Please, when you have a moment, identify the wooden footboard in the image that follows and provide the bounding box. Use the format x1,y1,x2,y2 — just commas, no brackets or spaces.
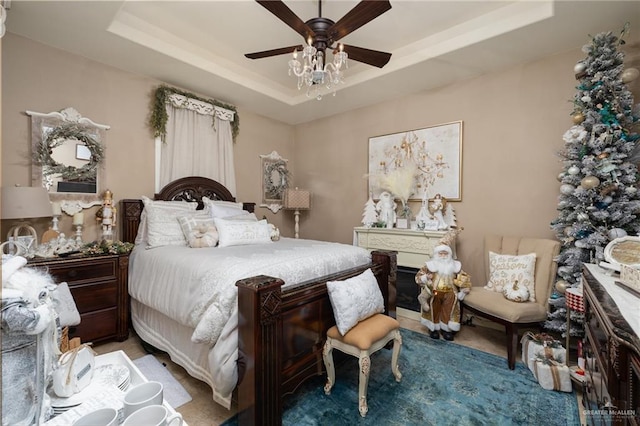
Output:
120,177,397,425
235,250,396,426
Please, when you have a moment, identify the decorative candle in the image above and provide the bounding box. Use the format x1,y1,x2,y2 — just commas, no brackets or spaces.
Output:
73,212,84,225
52,202,62,216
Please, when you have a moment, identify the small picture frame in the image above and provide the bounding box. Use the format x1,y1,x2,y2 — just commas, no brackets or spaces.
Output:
75,144,91,161
396,218,409,229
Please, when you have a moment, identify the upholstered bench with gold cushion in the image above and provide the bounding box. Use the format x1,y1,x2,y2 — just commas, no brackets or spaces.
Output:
324,268,403,418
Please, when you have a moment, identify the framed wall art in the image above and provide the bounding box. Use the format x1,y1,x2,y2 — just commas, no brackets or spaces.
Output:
368,121,462,201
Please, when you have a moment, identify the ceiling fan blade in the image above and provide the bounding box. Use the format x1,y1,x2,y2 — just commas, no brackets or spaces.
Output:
245,45,304,60
256,0,315,40
328,0,391,41
340,44,391,68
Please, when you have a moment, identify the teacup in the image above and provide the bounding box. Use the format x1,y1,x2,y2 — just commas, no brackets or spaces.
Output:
73,407,118,426
123,381,164,418
122,405,183,426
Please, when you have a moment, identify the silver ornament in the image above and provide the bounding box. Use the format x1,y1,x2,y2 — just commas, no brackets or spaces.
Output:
581,96,591,103
567,165,580,175
573,62,586,74
608,228,627,240
560,184,575,195
577,212,590,221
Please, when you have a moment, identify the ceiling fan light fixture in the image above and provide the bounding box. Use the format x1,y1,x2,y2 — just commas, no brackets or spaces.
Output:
249,0,392,100
288,41,348,100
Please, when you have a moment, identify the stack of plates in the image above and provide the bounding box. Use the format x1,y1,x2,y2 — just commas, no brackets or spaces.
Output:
50,364,130,415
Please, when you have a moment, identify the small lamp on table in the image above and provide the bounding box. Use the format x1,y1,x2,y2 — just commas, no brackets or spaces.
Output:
284,188,311,239
1,185,53,251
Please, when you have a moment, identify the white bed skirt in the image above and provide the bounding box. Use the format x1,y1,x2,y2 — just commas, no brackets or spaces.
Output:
130,299,232,409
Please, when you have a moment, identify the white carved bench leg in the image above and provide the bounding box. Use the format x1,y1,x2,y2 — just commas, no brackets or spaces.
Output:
323,339,335,395
391,330,402,382
358,354,371,417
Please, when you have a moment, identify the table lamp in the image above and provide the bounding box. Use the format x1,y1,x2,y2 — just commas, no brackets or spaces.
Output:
1,185,53,248
284,188,311,239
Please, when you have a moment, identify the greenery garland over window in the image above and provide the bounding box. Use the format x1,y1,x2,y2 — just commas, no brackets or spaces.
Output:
34,123,104,182
150,85,240,143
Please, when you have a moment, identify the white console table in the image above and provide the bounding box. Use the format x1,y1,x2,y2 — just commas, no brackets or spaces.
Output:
354,226,454,319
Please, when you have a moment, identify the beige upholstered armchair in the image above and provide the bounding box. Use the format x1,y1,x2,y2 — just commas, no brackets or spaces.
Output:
461,235,561,370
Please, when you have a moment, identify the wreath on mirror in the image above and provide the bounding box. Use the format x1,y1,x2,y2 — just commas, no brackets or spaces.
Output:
34,123,104,182
264,160,290,199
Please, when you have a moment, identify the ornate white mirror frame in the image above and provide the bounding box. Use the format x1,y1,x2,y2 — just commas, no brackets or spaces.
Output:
27,107,110,203
260,151,290,213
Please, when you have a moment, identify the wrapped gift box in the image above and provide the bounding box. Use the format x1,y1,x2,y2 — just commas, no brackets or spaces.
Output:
532,357,572,392
521,332,565,373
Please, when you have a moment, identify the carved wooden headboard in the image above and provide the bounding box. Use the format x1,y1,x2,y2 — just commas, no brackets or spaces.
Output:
120,176,255,243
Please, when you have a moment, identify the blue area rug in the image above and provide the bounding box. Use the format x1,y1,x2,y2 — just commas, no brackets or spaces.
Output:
223,328,580,425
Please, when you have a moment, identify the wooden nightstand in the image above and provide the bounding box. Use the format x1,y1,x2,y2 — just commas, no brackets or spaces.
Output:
29,253,130,343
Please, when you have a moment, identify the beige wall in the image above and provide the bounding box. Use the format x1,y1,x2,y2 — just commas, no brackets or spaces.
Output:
1,33,294,241
3,31,639,285
293,34,640,283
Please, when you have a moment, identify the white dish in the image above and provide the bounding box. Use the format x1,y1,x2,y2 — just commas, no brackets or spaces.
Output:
50,364,129,408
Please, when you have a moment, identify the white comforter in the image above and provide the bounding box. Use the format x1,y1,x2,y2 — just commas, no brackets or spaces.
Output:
128,238,371,405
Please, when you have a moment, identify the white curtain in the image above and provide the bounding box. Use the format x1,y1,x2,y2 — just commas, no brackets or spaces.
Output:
159,94,236,195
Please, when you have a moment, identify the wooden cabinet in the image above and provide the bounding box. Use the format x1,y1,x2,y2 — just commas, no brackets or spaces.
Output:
354,227,450,317
29,254,130,343
582,264,640,425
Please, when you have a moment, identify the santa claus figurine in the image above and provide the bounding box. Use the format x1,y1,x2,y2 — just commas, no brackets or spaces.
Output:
415,231,471,341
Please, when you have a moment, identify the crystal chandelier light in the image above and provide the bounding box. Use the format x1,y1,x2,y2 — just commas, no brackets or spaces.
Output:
288,38,348,100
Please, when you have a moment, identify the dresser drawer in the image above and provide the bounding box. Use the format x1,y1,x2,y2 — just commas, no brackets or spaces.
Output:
69,281,118,314
47,259,117,284
69,309,118,343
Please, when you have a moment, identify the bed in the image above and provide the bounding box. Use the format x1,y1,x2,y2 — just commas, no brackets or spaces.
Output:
120,176,397,425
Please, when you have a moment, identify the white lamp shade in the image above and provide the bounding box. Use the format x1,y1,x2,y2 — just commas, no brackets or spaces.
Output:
1,186,53,219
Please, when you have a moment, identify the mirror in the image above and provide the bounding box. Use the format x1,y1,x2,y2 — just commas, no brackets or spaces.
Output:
28,107,110,202
259,151,290,213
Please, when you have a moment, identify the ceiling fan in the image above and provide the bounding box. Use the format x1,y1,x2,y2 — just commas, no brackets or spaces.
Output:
245,0,392,69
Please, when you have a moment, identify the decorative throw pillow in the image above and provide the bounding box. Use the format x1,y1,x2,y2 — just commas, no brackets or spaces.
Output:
177,214,218,248
326,268,384,336
502,280,531,303
486,252,537,302
142,196,198,248
214,218,272,247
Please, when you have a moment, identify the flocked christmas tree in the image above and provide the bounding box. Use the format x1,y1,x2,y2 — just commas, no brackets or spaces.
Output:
548,24,640,337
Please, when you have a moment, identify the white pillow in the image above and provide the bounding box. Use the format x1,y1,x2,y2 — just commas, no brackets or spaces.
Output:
226,212,258,221
142,196,198,248
202,196,243,209
177,214,218,248
209,204,249,219
486,252,537,302
326,268,384,336
214,218,272,247
202,197,243,217
137,199,200,245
